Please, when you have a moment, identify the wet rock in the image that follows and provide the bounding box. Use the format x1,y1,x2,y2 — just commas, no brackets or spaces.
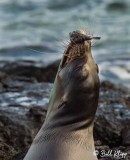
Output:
0,72,8,81
0,60,59,83
124,147,130,160
0,142,17,160
94,81,130,147
28,106,47,122
125,96,130,109
121,120,130,146
0,79,52,160
95,140,102,146
11,149,28,160
0,80,52,115
94,115,122,147
0,114,33,152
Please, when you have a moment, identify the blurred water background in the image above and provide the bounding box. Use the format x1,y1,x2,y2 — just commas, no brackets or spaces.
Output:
0,0,130,87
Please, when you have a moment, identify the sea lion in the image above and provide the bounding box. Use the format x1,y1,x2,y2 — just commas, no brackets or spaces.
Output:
24,29,100,160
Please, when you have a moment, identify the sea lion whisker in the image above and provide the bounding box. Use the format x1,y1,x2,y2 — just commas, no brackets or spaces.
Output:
58,42,68,49
67,40,71,45
52,33,65,43
27,48,45,54
78,18,86,34
52,33,69,49
91,41,97,47
63,41,75,50
63,42,69,47
53,38,66,48
27,47,60,55
70,39,78,45
62,44,70,51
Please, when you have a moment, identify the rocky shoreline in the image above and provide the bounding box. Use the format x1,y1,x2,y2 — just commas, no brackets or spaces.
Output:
0,60,130,160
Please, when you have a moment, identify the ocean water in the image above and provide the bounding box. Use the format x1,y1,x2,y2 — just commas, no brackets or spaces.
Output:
0,0,130,87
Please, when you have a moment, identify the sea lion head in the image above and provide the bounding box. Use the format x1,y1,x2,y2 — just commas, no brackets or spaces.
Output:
60,29,100,69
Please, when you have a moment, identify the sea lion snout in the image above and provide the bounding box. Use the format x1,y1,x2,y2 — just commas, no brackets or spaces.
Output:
69,29,101,44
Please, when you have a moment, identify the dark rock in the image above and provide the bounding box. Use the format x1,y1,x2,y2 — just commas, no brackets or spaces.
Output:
28,106,47,122
121,120,130,146
124,147,130,160
95,140,102,146
0,142,17,160
0,114,33,151
0,79,52,160
94,115,122,147
125,96,130,109
10,148,28,160
0,60,59,83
